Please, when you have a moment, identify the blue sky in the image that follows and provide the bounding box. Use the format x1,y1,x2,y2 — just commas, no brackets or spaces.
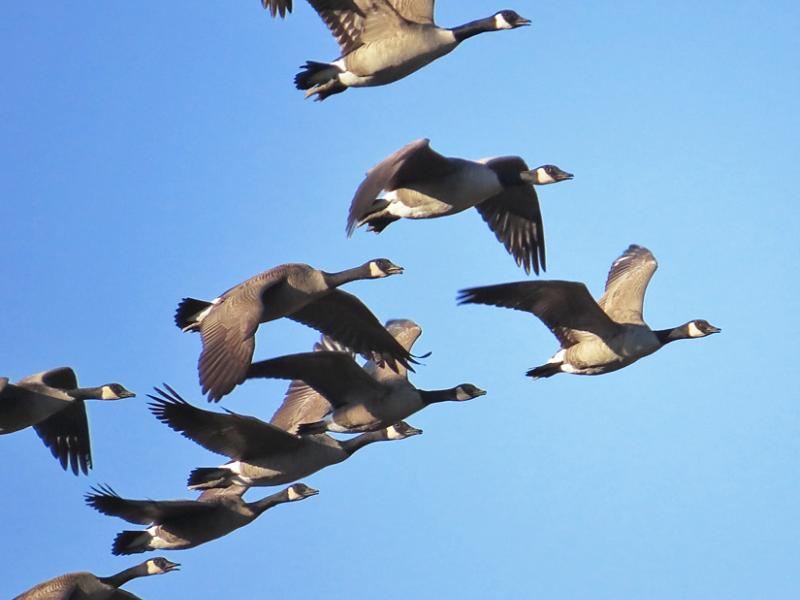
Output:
3,1,800,598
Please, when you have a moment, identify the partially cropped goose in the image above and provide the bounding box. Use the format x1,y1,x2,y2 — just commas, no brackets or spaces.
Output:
85,482,318,554
260,1,530,100
0,367,135,475
175,259,414,402
148,384,421,490
347,139,573,275
247,319,486,433
458,244,720,377
13,557,179,600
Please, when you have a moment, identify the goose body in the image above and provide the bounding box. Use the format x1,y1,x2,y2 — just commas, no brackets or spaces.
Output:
347,139,573,275
13,557,179,600
246,319,486,433
147,384,420,489
85,483,318,554
458,245,720,377
175,259,413,401
0,368,135,474
261,1,530,100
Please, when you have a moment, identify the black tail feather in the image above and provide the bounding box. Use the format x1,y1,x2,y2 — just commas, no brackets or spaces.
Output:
175,297,211,331
526,363,562,379
187,467,232,490
112,530,150,556
365,215,400,233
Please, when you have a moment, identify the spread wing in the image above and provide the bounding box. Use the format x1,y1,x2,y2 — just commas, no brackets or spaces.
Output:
306,0,405,56
288,290,415,372
458,281,621,347
148,385,302,460
33,401,92,475
270,335,350,433
18,367,79,390
390,0,435,24
347,139,457,235
85,485,217,525
363,319,421,382
248,351,384,409
261,0,293,18
598,245,658,325
475,180,546,275
197,277,287,402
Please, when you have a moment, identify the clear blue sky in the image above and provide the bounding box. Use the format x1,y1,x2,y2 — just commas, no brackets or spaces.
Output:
3,1,799,598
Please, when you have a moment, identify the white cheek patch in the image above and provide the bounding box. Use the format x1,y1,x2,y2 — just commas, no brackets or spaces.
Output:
535,168,556,184
386,425,403,440
687,322,705,337
494,13,512,29
287,487,302,501
146,560,161,575
369,262,385,277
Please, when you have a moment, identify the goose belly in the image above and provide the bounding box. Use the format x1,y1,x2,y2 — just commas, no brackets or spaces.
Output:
388,167,502,219
341,29,457,86
333,388,421,431
240,445,346,485
565,327,661,373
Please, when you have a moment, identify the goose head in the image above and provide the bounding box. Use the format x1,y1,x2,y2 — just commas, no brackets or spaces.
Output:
145,557,181,575
286,483,320,501
523,165,574,185
686,319,721,338
454,384,487,401
494,10,531,30
367,258,404,278
99,383,136,400
385,421,423,440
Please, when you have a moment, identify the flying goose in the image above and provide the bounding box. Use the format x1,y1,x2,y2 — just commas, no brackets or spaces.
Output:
175,259,414,402
85,482,318,554
346,139,573,275
13,557,179,600
148,384,421,490
246,319,486,433
457,244,721,377
260,1,531,100
0,367,135,475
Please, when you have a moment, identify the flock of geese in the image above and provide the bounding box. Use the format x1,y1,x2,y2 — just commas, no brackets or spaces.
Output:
8,1,720,598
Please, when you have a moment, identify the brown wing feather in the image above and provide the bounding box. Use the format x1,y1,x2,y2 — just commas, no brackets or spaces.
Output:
458,281,621,347
287,290,415,371
85,486,217,525
598,245,658,325
33,401,92,475
262,0,293,18
475,183,546,275
390,0,434,24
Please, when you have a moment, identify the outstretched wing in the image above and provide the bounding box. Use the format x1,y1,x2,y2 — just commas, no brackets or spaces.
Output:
148,385,302,460
458,281,621,347
598,245,658,325
85,485,217,525
33,401,92,475
261,0,293,18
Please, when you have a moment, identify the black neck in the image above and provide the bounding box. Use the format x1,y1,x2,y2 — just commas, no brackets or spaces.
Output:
99,562,147,588
418,387,458,406
67,386,105,400
342,430,388,455
452,16,498,43
251,489,289,515
654,327,689,345
322,264,371,288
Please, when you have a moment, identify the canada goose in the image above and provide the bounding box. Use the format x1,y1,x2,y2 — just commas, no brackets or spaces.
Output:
148,384,421,489
0,367,135,475
346,139,573,275
175,259,415,402
457,245,721,377
85,482,318,554
13,557,179,600
246,320,486,433
260,1,531,100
